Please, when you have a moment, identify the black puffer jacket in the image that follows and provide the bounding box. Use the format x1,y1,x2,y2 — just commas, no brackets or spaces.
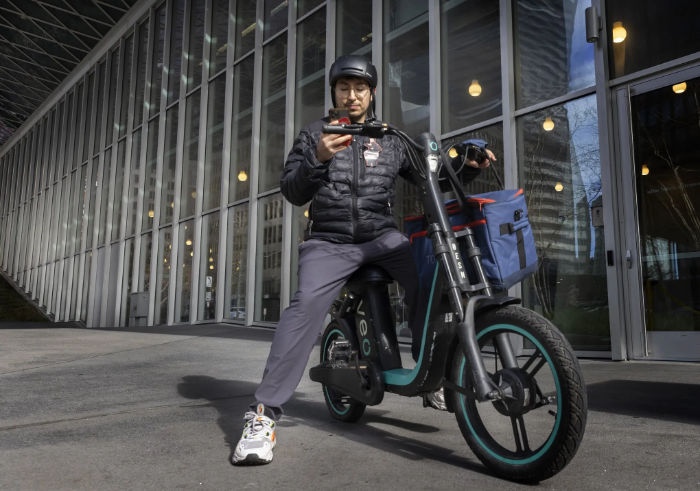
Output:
281,118,412,244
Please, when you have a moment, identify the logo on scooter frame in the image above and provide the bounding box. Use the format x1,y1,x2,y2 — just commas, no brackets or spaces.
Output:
356,300,372,356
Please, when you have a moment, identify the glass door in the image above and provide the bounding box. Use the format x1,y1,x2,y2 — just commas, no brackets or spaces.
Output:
616,67,700,361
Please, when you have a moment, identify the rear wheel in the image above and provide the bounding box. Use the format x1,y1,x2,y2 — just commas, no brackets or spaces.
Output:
320,321,366,422
449,305,587,482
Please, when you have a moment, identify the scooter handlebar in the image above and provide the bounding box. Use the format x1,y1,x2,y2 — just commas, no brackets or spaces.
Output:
322,122,388,138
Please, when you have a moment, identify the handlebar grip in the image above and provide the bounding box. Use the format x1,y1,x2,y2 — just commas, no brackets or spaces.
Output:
322,123,363,135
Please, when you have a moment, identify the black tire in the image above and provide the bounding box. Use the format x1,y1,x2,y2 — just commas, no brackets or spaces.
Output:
320,320,366,422
449,305,587,483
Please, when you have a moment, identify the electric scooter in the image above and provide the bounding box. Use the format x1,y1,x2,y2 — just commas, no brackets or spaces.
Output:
308,121,587,483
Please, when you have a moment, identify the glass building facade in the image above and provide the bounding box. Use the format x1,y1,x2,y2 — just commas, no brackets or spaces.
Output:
1,0,699,362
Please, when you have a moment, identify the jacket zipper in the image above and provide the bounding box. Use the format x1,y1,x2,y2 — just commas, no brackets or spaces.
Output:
351,138,360,241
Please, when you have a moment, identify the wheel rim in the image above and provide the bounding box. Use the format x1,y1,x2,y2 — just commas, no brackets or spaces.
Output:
458,324,563,465
322,328,352,415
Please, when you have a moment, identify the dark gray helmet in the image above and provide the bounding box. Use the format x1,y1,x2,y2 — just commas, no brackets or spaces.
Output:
329,55,378,88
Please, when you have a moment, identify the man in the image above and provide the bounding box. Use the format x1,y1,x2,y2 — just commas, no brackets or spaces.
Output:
232,55,494,465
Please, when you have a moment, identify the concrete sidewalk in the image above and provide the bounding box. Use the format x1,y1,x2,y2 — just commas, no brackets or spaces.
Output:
0,324,698,490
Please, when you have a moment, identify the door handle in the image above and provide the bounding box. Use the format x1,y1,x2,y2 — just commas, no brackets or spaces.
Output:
626,249,633,269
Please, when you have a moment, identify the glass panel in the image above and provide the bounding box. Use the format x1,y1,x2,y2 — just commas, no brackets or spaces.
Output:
87,157,99,248
441,0,501,132
94,62,106,156
111,139,126,242
98,148,112,246
83,73,94,163
258,36,287,193
71,83,84,170
176,219,194,322
264,0,288,41
76,164,88,250
81,251,92,322
209,0,229,76
631,76,700,333
167,0,185,105
155,226,172,324
55,100,65,178
336,0,372,58
119,34,134,138
229,56,253,203
606,0,700,79
181,90,201,218
515,0,593,109
134,20,149,128
203,74,226,212
138,232,152,292
383,1,429,137
142,118,159,230
298,0,323,17
68,167,81,254
294,8,326,135
161,106,179,224
234,0,257,60
126,130,141,237
518,95,609,350
106,47,119,145
121,238,134,325
225,204,248,321
149,5,166,117
255,193,283,322
198,213,219,320
185,0,205,91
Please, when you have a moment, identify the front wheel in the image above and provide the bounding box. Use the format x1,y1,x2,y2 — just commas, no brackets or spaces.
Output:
449,305,587,483
320,320,366,422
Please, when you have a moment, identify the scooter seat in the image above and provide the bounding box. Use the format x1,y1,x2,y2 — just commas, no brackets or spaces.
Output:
348,264,393,285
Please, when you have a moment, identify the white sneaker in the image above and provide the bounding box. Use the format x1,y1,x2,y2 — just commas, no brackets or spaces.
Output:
231,403,277,465
425,387,448,411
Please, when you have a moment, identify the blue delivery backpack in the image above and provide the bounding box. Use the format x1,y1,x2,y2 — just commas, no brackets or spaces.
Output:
406,190,538,291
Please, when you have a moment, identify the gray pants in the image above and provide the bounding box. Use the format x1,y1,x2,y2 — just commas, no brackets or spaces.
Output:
253,230,422,420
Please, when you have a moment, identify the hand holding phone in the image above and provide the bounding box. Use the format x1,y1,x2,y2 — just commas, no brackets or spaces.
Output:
327,107,352,148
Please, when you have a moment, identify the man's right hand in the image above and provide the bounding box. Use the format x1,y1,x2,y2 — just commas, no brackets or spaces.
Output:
316,120,352,163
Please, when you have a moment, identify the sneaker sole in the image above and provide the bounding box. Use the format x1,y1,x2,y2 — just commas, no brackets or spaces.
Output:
231,453,272,466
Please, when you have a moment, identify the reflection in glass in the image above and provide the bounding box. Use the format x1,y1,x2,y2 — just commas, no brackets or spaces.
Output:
631,77,700,333
518,95,609,350
126,130,141,237
255,194,284,322
84,73,93,162
225,205,248,321
81,250,92,322
134,21,149,128
209,0,229,76
106,48,119,144
142,118,159,230
295,8,326,134
264,0,288,41
441,0,501,132
55,100,65,178
515,0,594,108
73,165,87,252
87,157,99,248
186,0,205,91
155,226,172,325
138,231,152,292
161,106,179,224
336,0,372,58
167,0,185,105
176,219,194,322
111,139,126,242
234,0,257,60
119,34,133,138
229,56,253,203
606,0,700,79
98,148,112,246
258,36,288,193
198,213,219,320
181,91,201,218
204,74,226,212
297,0,323,18
122,238,134,325
383,1,429,137
149,5,166,117
93,63,105,156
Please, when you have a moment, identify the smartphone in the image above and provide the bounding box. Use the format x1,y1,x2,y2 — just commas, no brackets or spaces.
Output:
328,107,352,147
328,107,351,124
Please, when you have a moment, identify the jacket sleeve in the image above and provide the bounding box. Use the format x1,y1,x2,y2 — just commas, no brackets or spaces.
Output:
397,137,418,186
280,127,331,206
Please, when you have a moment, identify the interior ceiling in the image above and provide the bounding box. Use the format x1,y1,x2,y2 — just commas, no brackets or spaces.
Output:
0,0,138,148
